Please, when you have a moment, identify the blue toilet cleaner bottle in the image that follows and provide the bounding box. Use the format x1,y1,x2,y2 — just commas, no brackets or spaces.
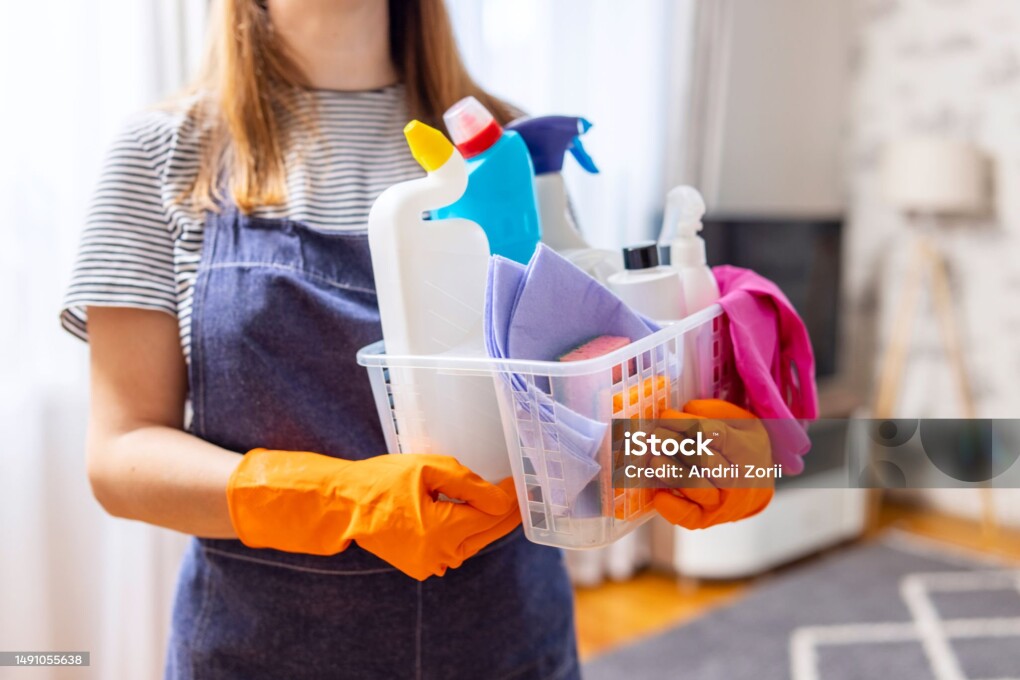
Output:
507,116,623,283
432,96,541,264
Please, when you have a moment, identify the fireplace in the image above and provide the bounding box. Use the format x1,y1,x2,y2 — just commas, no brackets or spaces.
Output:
701,215,843,379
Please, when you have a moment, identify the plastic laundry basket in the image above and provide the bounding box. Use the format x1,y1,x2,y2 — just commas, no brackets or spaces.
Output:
356,304,737,550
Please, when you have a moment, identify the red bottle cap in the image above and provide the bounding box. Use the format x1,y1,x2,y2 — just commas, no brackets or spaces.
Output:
443,96,503,159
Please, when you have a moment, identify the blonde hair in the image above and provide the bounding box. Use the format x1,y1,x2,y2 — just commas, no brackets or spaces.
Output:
184,0,511,213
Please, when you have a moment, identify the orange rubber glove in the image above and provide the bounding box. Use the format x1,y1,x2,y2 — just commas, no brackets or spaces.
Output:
653,399,774,529
227,449,521,581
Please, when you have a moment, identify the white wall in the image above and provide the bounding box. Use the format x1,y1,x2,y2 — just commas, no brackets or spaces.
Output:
846,0,1020,525
709,0,1020,526
710,0,853,215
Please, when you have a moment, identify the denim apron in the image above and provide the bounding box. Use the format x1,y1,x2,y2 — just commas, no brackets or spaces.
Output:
165,208,580,680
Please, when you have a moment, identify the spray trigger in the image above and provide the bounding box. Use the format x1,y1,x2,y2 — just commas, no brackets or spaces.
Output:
569,133,599,174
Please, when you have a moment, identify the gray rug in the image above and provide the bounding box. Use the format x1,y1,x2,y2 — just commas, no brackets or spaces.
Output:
583,533,1020,680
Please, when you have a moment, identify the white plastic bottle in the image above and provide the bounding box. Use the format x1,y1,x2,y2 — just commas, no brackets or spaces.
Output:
659,186,720,402
659,186,720,313
368,120,490,355
368,120,509,481
606,243,685,321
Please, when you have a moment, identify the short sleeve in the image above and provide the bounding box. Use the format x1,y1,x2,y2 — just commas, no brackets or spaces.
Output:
60,115,178,341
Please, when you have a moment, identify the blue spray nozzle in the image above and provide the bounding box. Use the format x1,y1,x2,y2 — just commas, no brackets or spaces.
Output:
506,116,599,175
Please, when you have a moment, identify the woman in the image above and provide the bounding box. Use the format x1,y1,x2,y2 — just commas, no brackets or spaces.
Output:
62,1,579,678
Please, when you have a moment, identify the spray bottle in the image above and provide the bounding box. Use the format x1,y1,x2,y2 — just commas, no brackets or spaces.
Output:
658,186,720,314
433,96,541,265
658,185,720,402
507,116,622,282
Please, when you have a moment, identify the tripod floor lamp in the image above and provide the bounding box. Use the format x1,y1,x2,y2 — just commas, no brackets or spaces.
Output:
874,136,998,541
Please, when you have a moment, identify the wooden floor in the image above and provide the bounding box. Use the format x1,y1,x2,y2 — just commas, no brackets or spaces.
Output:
573,502,1020,660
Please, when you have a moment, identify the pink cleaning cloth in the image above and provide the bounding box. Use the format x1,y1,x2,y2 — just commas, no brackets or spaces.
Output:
713,265,819,474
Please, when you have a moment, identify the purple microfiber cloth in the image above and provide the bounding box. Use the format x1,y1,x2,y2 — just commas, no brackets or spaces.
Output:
485,252,601,506
503,245,658,361
485,246,660,510
484,255,525,362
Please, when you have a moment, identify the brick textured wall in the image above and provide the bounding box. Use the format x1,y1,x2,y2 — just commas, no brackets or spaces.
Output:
847,0,1020,522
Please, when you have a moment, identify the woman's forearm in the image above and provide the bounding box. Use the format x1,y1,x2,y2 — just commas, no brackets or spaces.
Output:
85,307,241,538
87,423,241,538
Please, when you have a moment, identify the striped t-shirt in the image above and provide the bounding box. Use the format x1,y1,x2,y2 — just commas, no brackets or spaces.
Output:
61,84,425,361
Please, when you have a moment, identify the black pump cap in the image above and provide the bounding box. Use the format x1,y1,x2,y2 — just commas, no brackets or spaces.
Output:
622,242,660,270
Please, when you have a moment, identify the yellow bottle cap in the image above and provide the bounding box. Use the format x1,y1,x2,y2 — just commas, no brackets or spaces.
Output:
404,120,454,173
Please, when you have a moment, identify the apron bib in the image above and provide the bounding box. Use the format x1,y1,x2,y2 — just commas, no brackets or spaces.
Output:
164,208,579,680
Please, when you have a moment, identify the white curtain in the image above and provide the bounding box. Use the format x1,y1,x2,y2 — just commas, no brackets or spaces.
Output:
677,0,736,205
0,2,205,679
447,0,698,248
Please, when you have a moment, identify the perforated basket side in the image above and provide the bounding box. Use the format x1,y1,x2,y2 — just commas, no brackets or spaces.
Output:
506,372,578,538
357,305,739,550
494,312,728,549
707,313,741,406
604,328,685,525
365,363,439,455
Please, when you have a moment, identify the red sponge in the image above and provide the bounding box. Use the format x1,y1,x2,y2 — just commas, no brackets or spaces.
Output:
559,335,632,382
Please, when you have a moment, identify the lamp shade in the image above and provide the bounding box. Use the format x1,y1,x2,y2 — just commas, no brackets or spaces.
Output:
881,137,988,215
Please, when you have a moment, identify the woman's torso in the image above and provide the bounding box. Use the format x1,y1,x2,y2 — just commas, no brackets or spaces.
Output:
63,84,424,362
64,86,580,680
